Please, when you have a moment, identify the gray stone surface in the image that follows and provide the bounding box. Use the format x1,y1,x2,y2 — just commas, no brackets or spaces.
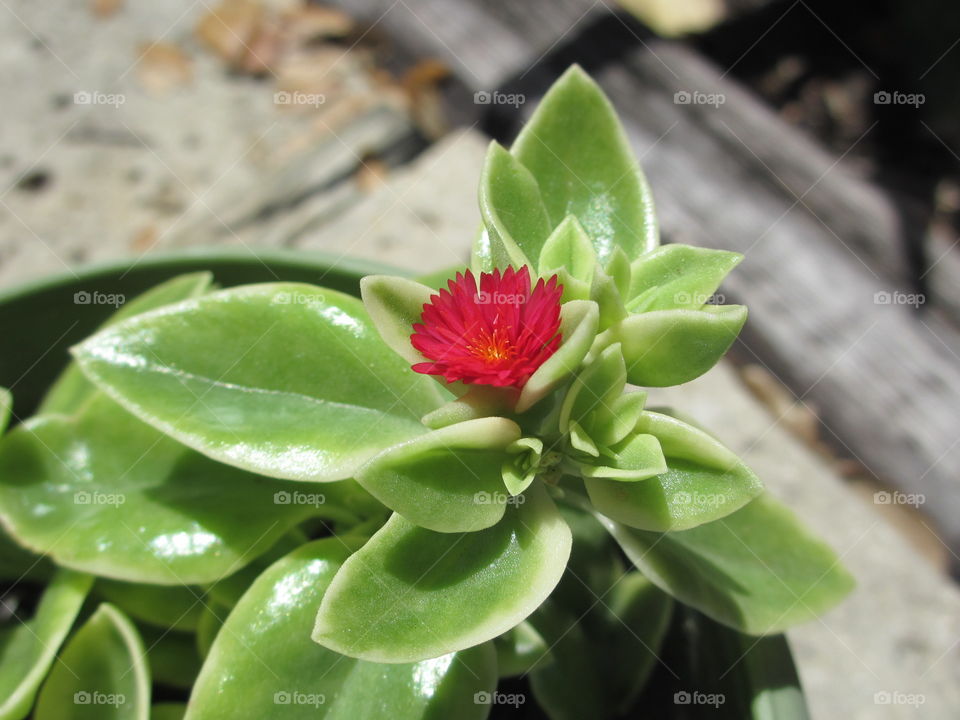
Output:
0,0,412,289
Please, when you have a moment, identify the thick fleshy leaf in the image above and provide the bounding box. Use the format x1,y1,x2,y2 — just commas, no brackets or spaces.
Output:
152,704,187,720
627,244,741,312
516,300,599,413
528,573,673,720
0,570,93,720
591,265,629,330
356,418,522,533
598,493,855,634
313,483,572,663
479,141,551,268
501,437,542,496
420,385,516,430
635,410,741,469
512,66,658,263
141,627,201,690
34,604,149,720
359,275,432,365
559,343,626,436
577,431,666,482
72,283,443,482
40,273,214,415
0,393,318,584
96,580,204,633
585,410,762,530
0,388,10,433
612,305,747,387
538,216,597,286
187,539,496,720
671,606,811,719
589,392,646,448
494,621,549,678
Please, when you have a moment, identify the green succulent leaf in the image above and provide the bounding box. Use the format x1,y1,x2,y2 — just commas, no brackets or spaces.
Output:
559,343,626,436
356,417,522,533
40,273,214,415
0,570,93,720
0,393,319,584
538,216,597,286
611,305,747,387
0,387,11,434
421,385,516,429
511,65,658,263
577,431,666,482
528,573,673,720
141,627,201,690
590,265,629,330
516,299,600,413
34,604,149,720
589,392,647,448
187,538,497,720
603,247,632,298
598,493,855,634
359,275,432,365
96,580,205,633
151,704,187,720
478,141,551,269
494,621,549,678
585,410,761,530
313,483,572,663
501,437,543,496
626,244,741,312
72,283,443,482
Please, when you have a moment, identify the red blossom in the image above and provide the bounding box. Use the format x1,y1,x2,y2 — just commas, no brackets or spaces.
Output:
411,266,563,388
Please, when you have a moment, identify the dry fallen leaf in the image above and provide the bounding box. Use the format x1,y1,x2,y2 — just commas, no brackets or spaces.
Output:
90,0,124,19
136,42,193,94
281,5,354,42
196,0,265,68
402,59,451,139
355,157,389,193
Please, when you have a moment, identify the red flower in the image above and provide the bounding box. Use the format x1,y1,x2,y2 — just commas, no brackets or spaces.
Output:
411,267,563,388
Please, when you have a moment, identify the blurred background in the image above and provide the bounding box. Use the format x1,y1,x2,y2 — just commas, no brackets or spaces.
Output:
1,1,958,715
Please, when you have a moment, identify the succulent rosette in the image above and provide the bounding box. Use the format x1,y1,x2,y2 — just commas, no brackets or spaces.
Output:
0,66,851,716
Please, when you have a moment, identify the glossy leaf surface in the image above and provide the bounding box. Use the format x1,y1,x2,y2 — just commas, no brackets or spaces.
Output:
0,394,317,584
187,539,496,719
72,284,442,482
599,493,855,634
313,485,571,663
